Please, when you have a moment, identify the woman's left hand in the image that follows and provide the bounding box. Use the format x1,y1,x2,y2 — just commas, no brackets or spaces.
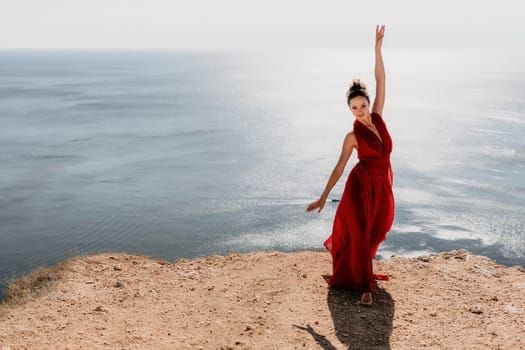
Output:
375,25,386,50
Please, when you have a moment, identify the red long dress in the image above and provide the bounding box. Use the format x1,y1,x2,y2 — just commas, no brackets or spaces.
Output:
324,112,394,292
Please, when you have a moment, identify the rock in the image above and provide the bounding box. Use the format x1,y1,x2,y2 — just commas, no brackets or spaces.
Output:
467,306,483,314
113,266,122,271
113,281,124,288
94,306,107,312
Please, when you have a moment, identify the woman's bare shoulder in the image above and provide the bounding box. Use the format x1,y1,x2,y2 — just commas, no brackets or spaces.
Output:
343,131,358,149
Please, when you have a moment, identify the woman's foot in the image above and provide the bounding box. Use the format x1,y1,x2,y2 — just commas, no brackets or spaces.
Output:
358,292,373,305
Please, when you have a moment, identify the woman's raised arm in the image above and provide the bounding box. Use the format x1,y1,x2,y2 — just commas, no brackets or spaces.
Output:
372,25,386,116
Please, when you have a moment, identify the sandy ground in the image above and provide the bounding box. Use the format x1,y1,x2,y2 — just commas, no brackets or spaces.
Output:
1,249,524,350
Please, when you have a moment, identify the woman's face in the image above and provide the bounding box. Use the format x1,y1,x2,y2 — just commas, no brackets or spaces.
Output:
349,96,369,119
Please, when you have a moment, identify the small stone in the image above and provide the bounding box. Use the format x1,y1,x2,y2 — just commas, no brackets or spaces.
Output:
430,312,437,317
302,274,307,278
314,321,319,325
94,306,107,312
207,285,215,291
114,281,124,288
245,325,252,331
113,265,122,271
468,307,483,314
491,296,499,301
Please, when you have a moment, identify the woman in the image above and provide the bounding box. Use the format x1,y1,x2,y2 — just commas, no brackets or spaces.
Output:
306,25,394,306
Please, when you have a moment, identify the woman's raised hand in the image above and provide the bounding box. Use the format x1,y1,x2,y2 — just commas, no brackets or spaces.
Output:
375,25,386,50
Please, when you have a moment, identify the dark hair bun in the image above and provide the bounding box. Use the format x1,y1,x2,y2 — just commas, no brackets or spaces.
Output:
346,79,370,104
349,79,367,93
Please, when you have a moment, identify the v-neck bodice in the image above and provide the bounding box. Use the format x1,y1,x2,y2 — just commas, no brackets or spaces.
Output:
353,112,392,160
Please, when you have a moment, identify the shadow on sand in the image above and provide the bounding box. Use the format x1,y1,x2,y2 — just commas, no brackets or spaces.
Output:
295,281,394,349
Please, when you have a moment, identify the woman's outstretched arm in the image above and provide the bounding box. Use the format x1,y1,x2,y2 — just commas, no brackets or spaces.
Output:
306,132,357,213
372,25,386,116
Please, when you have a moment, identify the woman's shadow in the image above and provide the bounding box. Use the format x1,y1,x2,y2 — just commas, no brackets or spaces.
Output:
295,280,394,350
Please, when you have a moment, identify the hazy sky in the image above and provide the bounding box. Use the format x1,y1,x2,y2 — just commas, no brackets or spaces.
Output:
1,0,523,49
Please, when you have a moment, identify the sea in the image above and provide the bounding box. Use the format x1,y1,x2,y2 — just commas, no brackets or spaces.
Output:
1,48,524,301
